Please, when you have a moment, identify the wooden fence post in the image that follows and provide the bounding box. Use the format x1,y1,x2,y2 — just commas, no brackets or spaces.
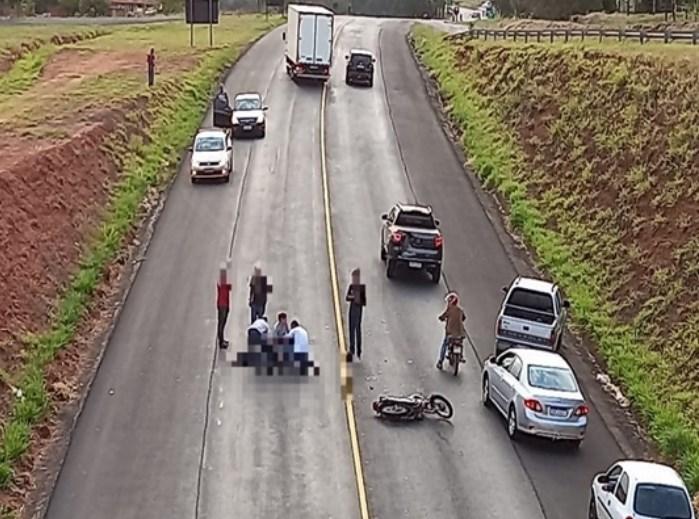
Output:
550,30,554,43
524,31,528,43
664,29,670,43
599,29,603,43
537,30,541,43
582,29,586,41
565,29,569,43
640,30,645,44
619,29,624,42
693,30,697,45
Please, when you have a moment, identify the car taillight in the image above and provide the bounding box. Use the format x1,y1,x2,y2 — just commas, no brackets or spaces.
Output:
549,332,556,346
391,231,405,244
524,399,543,412
295,65,304,73
574,405,589,416
496,317,503,334
434,234,443,248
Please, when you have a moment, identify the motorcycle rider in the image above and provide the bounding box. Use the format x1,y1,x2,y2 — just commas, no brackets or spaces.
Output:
436,292,466,370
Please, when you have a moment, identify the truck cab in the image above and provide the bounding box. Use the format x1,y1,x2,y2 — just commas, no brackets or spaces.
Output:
495,277,570,355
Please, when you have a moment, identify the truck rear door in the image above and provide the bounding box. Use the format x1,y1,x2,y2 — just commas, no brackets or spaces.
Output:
298,13,316,64
313,14,333,66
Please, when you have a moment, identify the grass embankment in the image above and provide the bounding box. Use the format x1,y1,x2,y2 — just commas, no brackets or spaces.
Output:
411,26,699,493
0,13,281,515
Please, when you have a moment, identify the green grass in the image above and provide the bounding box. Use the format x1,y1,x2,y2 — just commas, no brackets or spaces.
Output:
410,25,699,494
0,44,57,101
0,13,282,498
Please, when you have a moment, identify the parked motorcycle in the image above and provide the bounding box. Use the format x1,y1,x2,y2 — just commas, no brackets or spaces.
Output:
372,392,454,421
447,337,466,376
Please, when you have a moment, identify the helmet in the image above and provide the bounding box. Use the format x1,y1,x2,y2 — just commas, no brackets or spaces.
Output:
445,292,459,305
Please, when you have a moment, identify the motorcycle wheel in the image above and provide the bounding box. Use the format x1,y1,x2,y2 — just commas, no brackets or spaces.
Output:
428,394,454,420
452,355,460,376
376,401,411,419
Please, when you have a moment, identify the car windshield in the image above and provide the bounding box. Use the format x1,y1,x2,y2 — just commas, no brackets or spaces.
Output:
195,136,225,152
527,365,578,393
634,484,691,519
504,288,555,324
351,54,372,66
394,211,435,229
234,97,261,110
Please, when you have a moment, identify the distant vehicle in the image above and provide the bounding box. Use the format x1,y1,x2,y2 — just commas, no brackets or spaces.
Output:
380,203,443,283
589,460,695,519
495,276,569,355
482,348,588,448
231,92,267,138
189,129,233,184
345,49,375,87
283,3,334,82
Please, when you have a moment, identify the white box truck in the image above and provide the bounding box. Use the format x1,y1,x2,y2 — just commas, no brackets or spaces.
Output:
283,3,334,82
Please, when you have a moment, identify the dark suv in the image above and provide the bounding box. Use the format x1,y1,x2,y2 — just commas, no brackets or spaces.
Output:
380,203,443,283
345,49,375,87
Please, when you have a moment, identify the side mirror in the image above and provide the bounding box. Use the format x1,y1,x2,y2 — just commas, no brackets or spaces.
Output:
381,213,389,221
602,483,615,493
345,54,349,59
282,32,286,41
563,300,571,308
262,106,269,111
501,286,508,293
434,218,441,226
372,58,376,63
597,475,609,484
227,146,232,151
488,356,497,364
187,146,193,152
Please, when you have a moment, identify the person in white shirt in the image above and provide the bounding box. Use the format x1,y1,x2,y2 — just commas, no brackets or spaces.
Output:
286,320,309,355
247,316,270,346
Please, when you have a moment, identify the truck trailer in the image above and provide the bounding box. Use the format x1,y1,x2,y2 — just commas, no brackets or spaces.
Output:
283,4,334,82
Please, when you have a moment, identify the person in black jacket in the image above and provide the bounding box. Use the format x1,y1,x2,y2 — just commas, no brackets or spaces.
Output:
345,268,366,361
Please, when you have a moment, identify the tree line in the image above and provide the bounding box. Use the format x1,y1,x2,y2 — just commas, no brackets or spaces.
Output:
491,0,699,19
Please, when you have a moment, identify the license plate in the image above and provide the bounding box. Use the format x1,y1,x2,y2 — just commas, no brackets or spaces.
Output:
408,262,422,269
243,125,252,130
549,408,568,417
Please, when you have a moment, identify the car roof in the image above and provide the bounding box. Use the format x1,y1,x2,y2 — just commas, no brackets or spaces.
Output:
350,48,373,57
195,129,227,139
512,276,556,294
234,92,261,100
395,202,433,214
506,348,571,369
616,461,687,487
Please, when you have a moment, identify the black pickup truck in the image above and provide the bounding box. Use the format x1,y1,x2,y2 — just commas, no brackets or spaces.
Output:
380,203,443,283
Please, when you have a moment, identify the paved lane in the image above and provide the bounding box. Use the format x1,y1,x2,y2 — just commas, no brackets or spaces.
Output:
326,17,546,519
325,17,625,519
47,26,359,519
198,23,359,519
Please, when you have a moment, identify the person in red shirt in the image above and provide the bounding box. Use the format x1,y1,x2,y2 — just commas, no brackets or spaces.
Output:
217,267,232,349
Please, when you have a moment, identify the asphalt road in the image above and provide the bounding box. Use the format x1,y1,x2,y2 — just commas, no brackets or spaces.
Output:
45,15,626,519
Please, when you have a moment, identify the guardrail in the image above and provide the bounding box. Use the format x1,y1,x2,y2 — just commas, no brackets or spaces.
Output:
468,27,699,45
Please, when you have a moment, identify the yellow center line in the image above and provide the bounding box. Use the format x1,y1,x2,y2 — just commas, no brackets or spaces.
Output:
320,79,371,519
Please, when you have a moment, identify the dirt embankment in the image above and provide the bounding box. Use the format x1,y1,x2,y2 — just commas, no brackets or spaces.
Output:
0,30,105,73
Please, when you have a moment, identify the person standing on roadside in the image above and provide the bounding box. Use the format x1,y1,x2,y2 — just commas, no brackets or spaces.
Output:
147,48,156,87
345,268,366,362
216,265,232,349
248,266,269,324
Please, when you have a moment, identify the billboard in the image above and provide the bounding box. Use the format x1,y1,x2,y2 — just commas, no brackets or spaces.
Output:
185,0,220,23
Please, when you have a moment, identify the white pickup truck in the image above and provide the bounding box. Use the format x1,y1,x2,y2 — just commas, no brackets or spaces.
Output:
495,276,570,355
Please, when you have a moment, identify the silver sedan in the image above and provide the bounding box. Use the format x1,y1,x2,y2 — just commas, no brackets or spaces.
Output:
481,347,588,448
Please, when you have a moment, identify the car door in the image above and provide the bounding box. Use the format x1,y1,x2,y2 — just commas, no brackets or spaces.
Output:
382,206,396,248
490,352,516,410
226,134,233,166
594,464,623,519
501,354,523,408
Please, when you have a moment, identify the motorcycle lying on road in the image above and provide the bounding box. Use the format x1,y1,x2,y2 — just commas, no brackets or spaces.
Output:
372,392,454,421
447,336,466,376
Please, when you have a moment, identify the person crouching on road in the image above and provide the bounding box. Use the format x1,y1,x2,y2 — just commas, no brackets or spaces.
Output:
345,268,366,361
247,316,270,348
274,312,290,338
436,292,466,370
216,266,232,349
